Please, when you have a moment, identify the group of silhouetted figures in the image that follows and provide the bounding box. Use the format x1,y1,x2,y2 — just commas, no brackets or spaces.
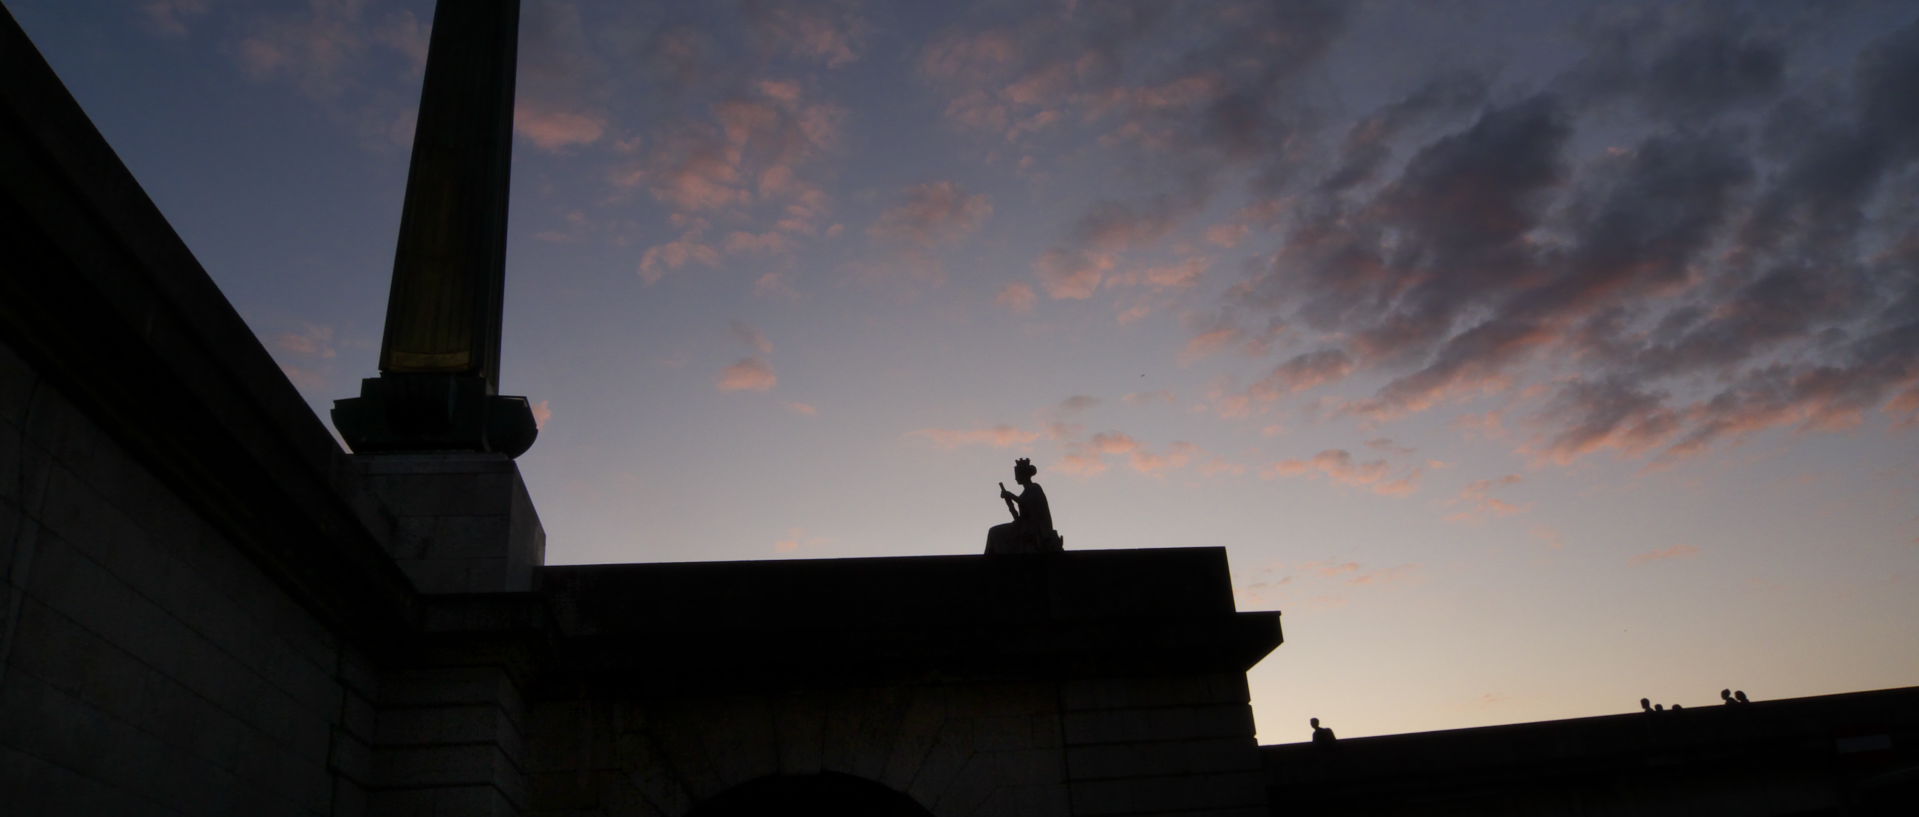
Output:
1640,689,1754,713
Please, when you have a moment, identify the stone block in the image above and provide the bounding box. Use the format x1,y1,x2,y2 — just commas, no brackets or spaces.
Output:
903,718,975,808
3,742,184,817
0,497,21,571
821,685,909,783
1061,703,1256,746
377,703,518,748
879,685,950,792
331,776,369,817
528,770,601,811
368,784,519,817
354,453,544,594
374,743,526,807
616,731,694,816
1062,673,1249,712
643,704,728,801
343,690,378,742
0,339,37,425
0,415,22,502
772,690,828,775
972,783,1072,817
1070,770,1267,815
1066,736,1260,781
394,557,510,595
233,729,335,813
381,667,525,725
692,694,778,790
329,728,374,784
339,647,383,699
137,669,247,772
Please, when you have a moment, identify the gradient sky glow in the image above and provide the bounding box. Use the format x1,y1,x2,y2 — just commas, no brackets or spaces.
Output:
11,0,1919,743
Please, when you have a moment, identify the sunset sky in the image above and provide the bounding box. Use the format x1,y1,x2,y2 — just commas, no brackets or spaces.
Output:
11,0,1918,742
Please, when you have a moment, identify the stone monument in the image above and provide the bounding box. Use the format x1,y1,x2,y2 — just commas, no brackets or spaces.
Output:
329,0,544,594
331,0,536,458
986,457,1063,554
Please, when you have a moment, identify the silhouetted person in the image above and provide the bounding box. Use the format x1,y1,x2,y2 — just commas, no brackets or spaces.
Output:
985,458,1060,554
1671,703,1683,711
1654,704,1664,712
1734,690,1751,704
1641,698,1653,713
1310,717,1337,746
1721,689,1735,705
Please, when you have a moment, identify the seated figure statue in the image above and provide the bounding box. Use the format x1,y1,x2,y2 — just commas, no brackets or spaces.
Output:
985,458,1062,555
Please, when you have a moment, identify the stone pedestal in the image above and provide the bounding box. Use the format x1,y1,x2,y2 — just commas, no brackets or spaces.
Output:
355,453,544,594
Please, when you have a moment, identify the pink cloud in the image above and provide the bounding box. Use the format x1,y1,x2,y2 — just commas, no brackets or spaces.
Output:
514,105,606,151
717,358,777,392
530,400,553,430
774,527,832,553
869,181,993,247
996,282,1037,313
1629,543,1701,566
784,401,818,416
1130,442,1199,475
273,323,336,360
1445,474,1528,522
1266,449,1422,496
1110,256,1212,291
1088,432,1141,455
141,0,209,38
638,237,721,283
1251,349,1354,398
1033,249,1111,299
753,272,798,299
1184,328,1240,359
907,425,1041,450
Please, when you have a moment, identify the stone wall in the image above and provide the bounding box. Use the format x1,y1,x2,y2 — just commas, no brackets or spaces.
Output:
522,672,1272,817
526,681,1069,817
0,337,378,816
1061,673,1267,817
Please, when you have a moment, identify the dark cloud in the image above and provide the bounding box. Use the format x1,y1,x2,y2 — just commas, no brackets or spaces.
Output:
1556,4,1788,119
1210,10,1919,463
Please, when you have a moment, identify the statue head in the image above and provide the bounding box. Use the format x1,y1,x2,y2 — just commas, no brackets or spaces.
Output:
1013,458,1037,484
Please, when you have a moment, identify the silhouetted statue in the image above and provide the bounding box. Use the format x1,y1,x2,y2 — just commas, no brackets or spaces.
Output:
985,458,1061,554
1641,698,1653,713
1310,717,1337,746
1734,690,1751,704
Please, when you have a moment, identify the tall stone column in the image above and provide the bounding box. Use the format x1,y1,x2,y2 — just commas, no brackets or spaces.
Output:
333,0,536,459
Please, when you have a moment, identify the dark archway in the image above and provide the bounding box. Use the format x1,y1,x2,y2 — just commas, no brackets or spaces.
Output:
685,772,934,817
